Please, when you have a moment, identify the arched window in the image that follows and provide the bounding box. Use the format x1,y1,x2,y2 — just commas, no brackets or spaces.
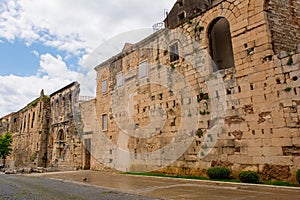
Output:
208,17,234,71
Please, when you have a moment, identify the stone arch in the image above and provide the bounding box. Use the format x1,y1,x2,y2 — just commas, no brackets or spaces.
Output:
208,17,234,71
200,4,241,48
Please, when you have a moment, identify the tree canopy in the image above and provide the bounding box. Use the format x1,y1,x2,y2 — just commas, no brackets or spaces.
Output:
0,132,13,161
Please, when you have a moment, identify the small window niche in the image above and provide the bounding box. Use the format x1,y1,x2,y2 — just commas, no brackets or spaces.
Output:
102,114,108,130
139,61,147,78
178,12,185,20
102,79,108,93
170,42,179,62
178,0,183,7
117,72,123,87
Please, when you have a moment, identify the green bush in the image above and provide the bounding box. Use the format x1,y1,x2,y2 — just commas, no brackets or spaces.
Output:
206,167,231,180
296,169,300,184
239,171,259,183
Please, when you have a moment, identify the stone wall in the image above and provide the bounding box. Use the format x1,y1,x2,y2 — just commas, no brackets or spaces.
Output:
48,82,83,169
2,82,85,170
89,0,300,182
164,0,209,29
9,90,50,167
81,99,106,171
265,0,300,53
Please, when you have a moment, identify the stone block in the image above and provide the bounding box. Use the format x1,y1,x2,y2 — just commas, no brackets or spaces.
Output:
228,155,253,164
265,156,293,166
253,156,266,164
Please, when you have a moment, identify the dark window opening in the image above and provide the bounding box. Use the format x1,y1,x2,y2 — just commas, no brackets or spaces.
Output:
31,112,35,128
58,130,65,141
178,1,183,7
170,42,179,62
28,114,30,129
209,17,234,71
178,12,185,20
23,116,26,130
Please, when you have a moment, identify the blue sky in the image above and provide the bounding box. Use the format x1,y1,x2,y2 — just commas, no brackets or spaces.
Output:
0,0,175,117
0,39,76,76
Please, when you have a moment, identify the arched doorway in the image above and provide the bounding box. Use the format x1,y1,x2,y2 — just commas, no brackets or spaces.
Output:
208,17,234,71
56,129,65,157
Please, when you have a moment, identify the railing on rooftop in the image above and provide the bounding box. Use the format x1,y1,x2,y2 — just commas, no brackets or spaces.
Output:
152,22,164,33
79,96,95,102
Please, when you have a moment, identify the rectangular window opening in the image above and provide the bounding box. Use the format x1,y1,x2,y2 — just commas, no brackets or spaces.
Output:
139,61,147,78
102,79,108,93
102,114,108,130
117,72,123,87
170,43,179,62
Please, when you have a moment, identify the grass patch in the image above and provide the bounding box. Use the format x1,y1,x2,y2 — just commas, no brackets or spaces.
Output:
287,57,293,65
120,172,240,183
120,172,299,186
284,86,292,92
263,180,297,187
121,172,209,180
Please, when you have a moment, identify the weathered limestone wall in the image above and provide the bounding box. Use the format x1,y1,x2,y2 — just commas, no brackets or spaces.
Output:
0,82,86,170
9,90,50,168
160,50,300,182
164,0,209,29
89,0,300,182
49,82,82,169
80,99,106,171
265,0,300,53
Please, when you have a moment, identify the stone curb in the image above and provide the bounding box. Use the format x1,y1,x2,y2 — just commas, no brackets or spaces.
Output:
120,173,300,191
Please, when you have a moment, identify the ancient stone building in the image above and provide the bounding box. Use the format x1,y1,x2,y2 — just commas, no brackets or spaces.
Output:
2,82,84,170
82,0,300,182
48,82,83,169
8,90,50,167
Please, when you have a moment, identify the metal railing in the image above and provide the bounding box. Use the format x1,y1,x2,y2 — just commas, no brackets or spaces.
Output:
79,96,95,102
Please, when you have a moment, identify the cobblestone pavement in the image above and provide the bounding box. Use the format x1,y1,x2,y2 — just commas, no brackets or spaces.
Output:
33,170,300,200
0,173,157,200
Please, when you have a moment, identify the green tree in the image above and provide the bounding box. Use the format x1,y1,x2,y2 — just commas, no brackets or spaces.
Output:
0,132,13,167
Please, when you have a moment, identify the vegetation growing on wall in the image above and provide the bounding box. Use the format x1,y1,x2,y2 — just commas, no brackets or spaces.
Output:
0,132,12,167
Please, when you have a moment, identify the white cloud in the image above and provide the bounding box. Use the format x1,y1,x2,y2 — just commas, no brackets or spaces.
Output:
32,50,39,57
0,0,176,117
0,74,74,117
0,52,97,117
0,52,81,117
0,0,174,55
38,53,78,80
